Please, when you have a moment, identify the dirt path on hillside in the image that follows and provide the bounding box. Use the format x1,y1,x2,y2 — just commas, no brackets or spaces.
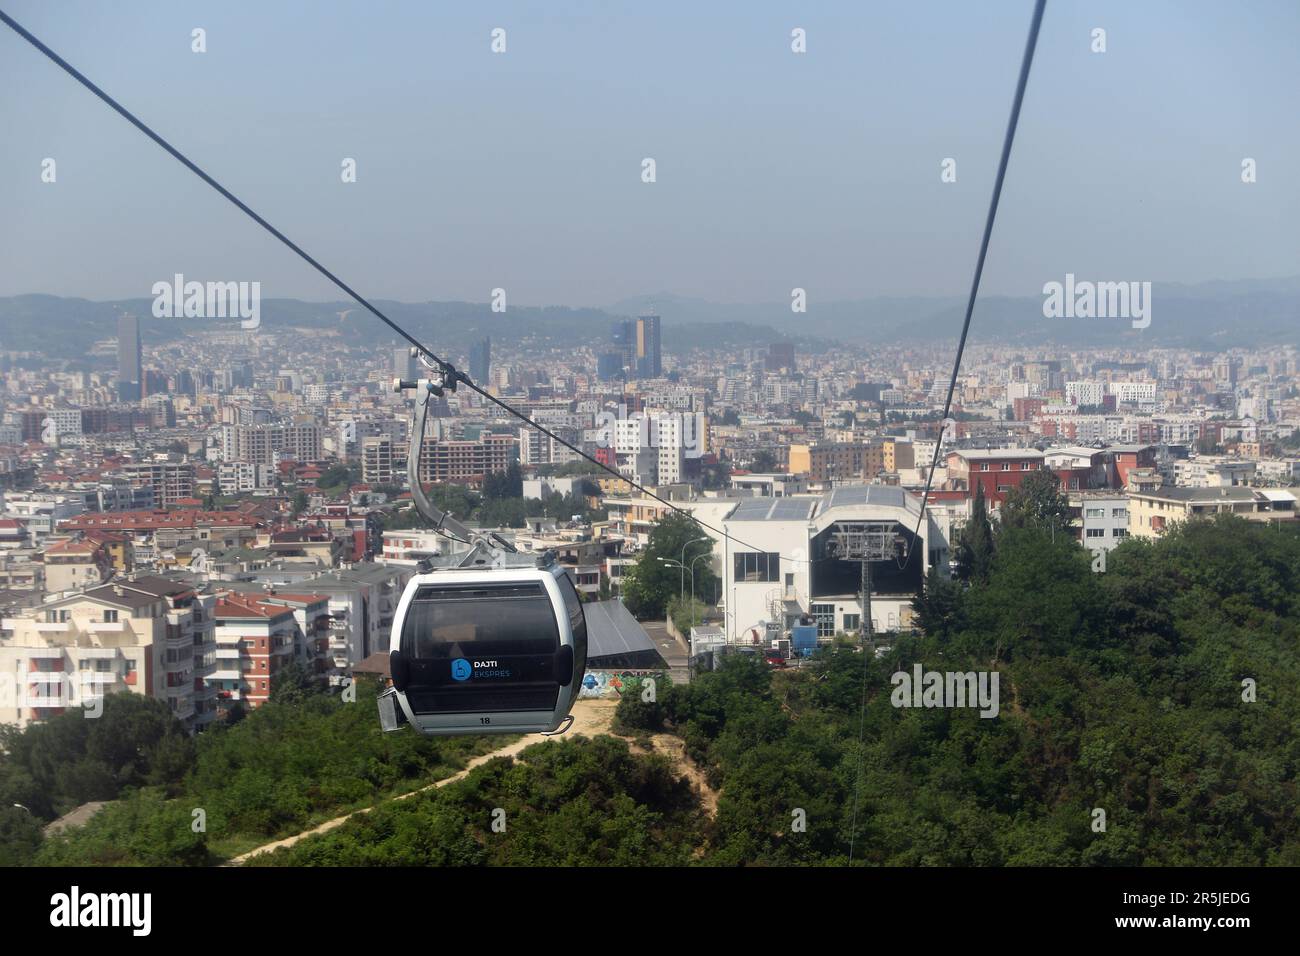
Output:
229,698,714,865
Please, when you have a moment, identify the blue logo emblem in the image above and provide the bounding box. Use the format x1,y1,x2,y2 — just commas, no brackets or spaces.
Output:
451,658,472,681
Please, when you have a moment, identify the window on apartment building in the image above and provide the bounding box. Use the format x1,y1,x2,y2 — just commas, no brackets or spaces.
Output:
1001,462,1011,471
1112,508,1127,518
733,551,780,582
1114,529,1129,538
842,613,861,633
103,609,118,623
1086,528,1106,538
1085,508,1104,518
980,463,990,471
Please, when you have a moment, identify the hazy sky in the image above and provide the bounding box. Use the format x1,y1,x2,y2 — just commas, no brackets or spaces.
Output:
2,0,1297,307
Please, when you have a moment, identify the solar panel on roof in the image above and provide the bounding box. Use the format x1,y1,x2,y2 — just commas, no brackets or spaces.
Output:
772,498,816,520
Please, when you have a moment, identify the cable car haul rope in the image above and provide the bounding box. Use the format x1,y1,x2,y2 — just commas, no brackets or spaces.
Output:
1,0,1046,775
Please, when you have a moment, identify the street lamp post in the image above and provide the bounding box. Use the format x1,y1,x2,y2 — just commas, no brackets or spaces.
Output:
687,551,711,630
678,536,708,603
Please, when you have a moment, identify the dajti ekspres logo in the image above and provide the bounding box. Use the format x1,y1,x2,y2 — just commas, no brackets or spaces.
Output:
451,657,511,680
151,273,261,329
1042,273,1151,329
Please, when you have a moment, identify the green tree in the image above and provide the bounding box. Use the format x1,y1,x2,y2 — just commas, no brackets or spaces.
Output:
269,661,320,705
620,513,717,619
954,481,995,583
316,463,357,491
911,565,965,637
482,462,523,500
0,805,43,865
666,595,711,634
701,458,731,490
1000,469,1071,533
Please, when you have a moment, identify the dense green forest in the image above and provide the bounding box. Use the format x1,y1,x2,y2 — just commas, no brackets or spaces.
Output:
0,681,505,865
240,515,1299,866
3,514,1297,865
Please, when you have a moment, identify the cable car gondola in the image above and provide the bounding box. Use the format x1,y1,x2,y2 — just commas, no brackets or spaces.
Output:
377,366,587,736
386,559,587,735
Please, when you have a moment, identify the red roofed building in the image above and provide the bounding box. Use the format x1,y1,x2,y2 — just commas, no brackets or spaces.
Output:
211,595,301,710
0,518,29,549
60,510,259,533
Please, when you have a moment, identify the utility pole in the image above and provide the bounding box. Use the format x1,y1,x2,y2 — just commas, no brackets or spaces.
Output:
860,557,872,648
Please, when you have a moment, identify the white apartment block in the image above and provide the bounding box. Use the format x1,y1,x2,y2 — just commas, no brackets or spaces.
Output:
1066,381,1106,408
1109,381,1156,405
1174,457,1256,488
0,576,217,730
218,461,276,493
1069,491,1130,553
220,423,324,465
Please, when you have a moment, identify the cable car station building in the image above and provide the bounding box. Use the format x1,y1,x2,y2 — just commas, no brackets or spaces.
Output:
717,485,949,646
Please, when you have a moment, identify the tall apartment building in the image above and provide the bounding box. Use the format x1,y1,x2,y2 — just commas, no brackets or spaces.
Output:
518,425,582,467
765,342,796,373
220,423,324,465
611,319,636,374
211,594,316,711
393,347,418,382
882,438,916,472
217,462,275,493
787,442,885,483
1065,381,1106,408
120,462,196,507
469,337,491,384
46,408,84,442
0,575,216,730
416,433,515,485
636,312,662,378
362,435,397,485
117,314,142,402
609,413,696,486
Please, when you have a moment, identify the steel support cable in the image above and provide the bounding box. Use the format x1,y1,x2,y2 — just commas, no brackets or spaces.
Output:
850,0,1047,863
0,6,797,562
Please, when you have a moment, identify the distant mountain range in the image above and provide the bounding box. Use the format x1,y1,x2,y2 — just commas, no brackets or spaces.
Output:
610,276,1300,349
2,275,1297,363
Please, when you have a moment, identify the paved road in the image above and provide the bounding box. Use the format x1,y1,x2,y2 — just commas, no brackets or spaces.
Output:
643,620,691,686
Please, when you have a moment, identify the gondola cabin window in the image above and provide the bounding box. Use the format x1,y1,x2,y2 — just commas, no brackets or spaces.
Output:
401,582,560,659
